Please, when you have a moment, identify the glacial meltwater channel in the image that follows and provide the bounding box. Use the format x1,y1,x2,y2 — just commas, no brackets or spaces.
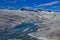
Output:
0,22,39,40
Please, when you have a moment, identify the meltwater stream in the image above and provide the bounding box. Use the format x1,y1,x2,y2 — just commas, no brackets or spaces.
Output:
0,22,39,40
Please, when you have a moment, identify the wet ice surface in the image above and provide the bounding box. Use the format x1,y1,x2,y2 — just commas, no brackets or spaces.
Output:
0,10,60,40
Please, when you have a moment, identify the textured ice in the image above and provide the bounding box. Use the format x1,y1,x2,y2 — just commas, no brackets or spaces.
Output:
0,9,60,40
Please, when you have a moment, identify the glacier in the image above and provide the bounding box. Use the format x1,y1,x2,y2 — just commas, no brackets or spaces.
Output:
0,9,60,40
